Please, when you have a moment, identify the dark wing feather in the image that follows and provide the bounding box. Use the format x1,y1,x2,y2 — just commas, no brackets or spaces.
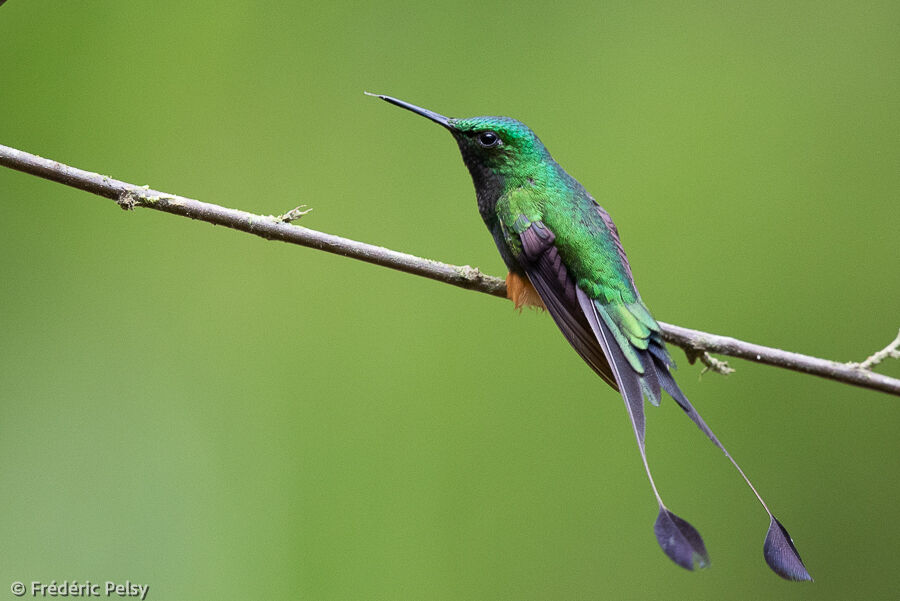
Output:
576,286,647,446
518,223,618,389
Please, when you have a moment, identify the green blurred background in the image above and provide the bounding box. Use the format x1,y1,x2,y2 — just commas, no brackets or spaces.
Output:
1,1,898,599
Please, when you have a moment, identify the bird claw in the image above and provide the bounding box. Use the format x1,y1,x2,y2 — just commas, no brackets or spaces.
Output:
684,348,734,376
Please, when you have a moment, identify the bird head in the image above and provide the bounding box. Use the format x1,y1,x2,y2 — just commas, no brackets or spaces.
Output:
367,93,551,184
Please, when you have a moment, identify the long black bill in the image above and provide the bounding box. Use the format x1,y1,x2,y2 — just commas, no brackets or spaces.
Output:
365,92,454,130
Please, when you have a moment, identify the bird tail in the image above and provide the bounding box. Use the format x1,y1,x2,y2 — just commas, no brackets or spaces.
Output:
577,288,811,580
652,349,812,580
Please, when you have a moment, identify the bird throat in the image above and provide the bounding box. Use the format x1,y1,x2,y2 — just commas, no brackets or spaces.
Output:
456,147,507,223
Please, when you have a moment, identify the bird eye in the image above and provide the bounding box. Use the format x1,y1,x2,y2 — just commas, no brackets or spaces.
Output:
476,131,501,148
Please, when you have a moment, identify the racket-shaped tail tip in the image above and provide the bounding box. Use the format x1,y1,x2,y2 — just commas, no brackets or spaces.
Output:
764,516,813,581
654,507,710,571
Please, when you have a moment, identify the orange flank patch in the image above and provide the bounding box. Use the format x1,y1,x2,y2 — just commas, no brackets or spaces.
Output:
506,272,546,311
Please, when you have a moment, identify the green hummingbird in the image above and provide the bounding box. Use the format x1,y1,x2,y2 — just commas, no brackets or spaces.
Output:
368,93,811,580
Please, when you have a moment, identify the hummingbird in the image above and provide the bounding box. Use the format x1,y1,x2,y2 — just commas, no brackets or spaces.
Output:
368,93,811,580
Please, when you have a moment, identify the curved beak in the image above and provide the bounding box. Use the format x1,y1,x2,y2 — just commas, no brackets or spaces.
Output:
365,92,454,130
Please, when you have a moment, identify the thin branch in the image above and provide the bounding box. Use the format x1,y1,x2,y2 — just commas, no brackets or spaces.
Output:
2,142,898,397
0,144,505,296
661,323,898,395
849,329,900,371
